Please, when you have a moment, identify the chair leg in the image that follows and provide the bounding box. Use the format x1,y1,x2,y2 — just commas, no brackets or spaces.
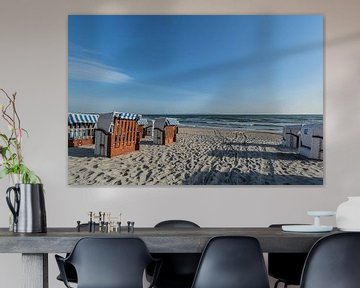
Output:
274,280,289,288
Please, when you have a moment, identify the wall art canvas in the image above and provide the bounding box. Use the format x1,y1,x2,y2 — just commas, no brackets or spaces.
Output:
68,15,323,186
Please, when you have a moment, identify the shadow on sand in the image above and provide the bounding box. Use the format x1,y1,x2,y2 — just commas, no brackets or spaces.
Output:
140,139,156,146
224,142,281,149
68,147,95,158
183,170,323,185
207,149,309,161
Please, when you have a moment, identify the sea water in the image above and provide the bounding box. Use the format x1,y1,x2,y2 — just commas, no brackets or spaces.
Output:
144,114,323,134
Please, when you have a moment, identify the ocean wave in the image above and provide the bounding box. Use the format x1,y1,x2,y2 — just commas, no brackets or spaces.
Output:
145,114,323,133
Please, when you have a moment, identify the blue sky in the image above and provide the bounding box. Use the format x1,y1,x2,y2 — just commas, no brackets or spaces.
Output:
68,15,323,114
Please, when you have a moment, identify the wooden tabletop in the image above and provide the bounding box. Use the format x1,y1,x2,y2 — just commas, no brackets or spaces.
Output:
0,227,339,253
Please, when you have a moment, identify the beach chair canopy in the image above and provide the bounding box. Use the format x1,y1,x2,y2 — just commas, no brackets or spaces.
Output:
301,123,323,138
137,118,149,126
68,113,99,125
113,111,141,120
283,124,302,140
154,118,179,129
283,125,302,134
97,112,142,133
165,118,179,126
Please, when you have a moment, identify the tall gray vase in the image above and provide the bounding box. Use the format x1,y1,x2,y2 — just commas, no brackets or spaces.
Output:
6,183,47,233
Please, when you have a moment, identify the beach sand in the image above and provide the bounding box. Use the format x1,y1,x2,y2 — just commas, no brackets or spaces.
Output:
68,127,323,185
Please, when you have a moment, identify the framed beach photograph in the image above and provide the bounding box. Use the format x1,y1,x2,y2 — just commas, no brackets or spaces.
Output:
68,15,324,186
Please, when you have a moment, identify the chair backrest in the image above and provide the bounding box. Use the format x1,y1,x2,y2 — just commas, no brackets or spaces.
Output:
268,224,308,285
191,236,270,288
67,237,154,288
300,232,360,288
152,220,201,284
155,220,200,228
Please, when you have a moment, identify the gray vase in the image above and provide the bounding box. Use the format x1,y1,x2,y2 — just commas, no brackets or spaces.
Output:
6,183,47,233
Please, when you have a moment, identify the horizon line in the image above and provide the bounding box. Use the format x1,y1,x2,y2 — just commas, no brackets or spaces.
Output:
68,111,323,116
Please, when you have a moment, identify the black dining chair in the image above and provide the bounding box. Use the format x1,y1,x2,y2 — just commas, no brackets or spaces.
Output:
268,224,308,288
147,220,201,288
191,236,270,288
55,237,161,288
56,223,99,284
300,232,360,288
56,262,77,284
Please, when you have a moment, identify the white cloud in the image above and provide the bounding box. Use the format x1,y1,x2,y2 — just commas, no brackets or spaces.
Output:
68,57,132,84
69,42,103,57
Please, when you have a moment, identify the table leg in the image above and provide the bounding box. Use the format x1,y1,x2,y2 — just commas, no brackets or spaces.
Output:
22,253,48,288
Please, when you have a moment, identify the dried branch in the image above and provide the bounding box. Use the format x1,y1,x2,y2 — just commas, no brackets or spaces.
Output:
0,88,35,181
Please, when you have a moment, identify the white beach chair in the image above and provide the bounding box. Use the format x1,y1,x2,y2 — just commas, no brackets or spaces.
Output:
282,125,302,149
298,123,323,160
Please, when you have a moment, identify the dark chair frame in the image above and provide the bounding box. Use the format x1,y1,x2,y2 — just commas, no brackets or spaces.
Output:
56,237,161,288
300,232,360,288
191,236,270,288
268,224,308,288
147,220,201,288
154,220,200,229
56,223,99,284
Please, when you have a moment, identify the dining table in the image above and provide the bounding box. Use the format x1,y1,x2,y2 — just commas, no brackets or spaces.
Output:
0,226,339,288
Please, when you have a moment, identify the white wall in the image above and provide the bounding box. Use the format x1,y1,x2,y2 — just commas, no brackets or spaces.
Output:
0,0,360,287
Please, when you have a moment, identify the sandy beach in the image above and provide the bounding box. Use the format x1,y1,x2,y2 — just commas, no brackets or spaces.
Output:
68,127,323,185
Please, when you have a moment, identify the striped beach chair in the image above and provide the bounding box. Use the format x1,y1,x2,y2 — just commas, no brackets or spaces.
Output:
94,112,141,158
137,118,149,139
153,118,179,145
68,113,99,147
